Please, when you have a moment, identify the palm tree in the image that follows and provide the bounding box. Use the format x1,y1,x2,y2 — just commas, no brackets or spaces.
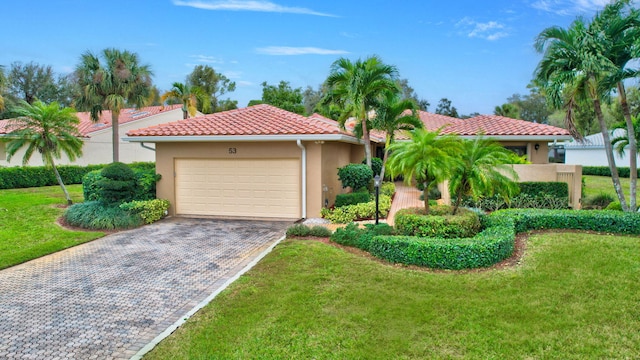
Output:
494,103,520,119
75,48,153,163
592,0,640,211
535,17,629,211
611,116,640,157
371,90,423,180
5,101,83,205
325,56,398,168
386,128,460,214
448,137,519,214
161,82,210,119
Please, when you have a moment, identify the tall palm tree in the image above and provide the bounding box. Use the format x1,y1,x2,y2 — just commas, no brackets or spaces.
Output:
448,137,519,214
325,56,398,168
161,82,209,119
592,0,640,211
75,48,153,163
386,128,460,214
5,101,83,205
371,90,423,180
535,17,629,211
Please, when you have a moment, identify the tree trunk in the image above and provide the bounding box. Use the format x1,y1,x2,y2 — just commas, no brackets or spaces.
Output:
50,157,72,205
361,115,372,168
423,169,430,215
453,188,463,215
593,97,628,211
379,135,391,180
617,82,637,212
111,110,120,163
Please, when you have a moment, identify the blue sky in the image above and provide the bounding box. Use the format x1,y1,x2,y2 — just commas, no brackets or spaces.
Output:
2,0,612,115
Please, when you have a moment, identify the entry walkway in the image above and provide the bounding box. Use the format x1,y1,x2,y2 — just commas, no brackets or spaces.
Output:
386,182,423,226
0,218,290,359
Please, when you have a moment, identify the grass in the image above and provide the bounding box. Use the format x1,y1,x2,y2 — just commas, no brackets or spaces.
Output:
145,233,640,359
0,184,104,269
583,175,638,202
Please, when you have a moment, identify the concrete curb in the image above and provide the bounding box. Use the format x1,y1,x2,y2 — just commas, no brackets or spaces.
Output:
130,233,287,359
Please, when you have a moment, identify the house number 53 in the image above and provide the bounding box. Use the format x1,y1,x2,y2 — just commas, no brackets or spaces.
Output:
228,147,237,154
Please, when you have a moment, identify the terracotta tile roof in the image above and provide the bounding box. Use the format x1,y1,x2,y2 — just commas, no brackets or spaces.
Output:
394,111,462,140
0,104,183,137
126,104,357,137
442,115,571,137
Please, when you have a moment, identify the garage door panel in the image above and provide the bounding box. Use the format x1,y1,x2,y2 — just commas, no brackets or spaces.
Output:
175,158,300,218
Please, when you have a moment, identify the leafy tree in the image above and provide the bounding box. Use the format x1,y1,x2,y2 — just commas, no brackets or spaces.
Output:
303,85,324,115
0,65,6,111
146,85,163,106
325,56,399,168
396,78,430,111
494,103,520,118
507,85,553,123
75,48,153,162
186,65,237,113
435,98,459,118
258,80,305,114
52,73,81,108
7,61,57,104
5,101,83,205
161,82,209,119
386,128,460,214
371,90,423,179
448,137,519,214
535,16,629,210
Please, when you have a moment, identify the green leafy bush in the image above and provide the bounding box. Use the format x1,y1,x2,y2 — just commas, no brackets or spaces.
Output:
335,191,370,208
583,166,639,178
331,223,395,251
321,195,392,224
83,166,160,202
0,164,104,189
464,181,569,211
82,170,103,201
337,163,373,190
286,224,332,237
380,182,396,197
64,201,143,230
518,182,568,199
362,157,383,176
583,193,615,209
119,199,170,224
605,201,623,211
96,162,138,204
394,206,481,238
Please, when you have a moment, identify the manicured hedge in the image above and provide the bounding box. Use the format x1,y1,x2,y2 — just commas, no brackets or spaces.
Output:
0,162,156,190
335,191,370,208
342,208,640,270
583,166,640,178
394,206,481,238
321,194,392,223
331,223,396,251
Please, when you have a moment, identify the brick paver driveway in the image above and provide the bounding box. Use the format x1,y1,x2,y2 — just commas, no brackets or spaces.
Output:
0,217,290,359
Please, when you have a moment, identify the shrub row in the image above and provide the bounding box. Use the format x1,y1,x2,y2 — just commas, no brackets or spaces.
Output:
286,224,333,238
518,182,568,199
583,166,640,178
335,208,640,270
335,191,370,208
331,223,396,251
64,198,170,230
394,206,481,238
464,181,569,211
321,194,392,223
0,162,156,190
120,199,170,224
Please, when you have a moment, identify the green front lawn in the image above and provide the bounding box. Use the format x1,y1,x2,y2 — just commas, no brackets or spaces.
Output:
0,184,104,269
583,175,638,201
146,232,640,359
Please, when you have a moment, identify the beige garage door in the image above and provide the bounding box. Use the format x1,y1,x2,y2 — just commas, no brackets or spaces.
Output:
175,158,301,218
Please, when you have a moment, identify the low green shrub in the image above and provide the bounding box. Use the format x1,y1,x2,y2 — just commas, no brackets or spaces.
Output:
518,182,568,198
380,182,396,197
286,224,333,237
83,166,160,202
605,201,623,211
331,223,395,251
119,199,170,224
362,157,383,177
394,206,481,238
64,201,143,230
337,163,373,191
464,182,569,211
583,193,615,209
0,164,104,189
335,191,370,208
82,170,103,201
321,195,392,224
583,166,639,178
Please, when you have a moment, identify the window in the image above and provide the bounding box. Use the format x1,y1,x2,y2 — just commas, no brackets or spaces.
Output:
505,146,527,157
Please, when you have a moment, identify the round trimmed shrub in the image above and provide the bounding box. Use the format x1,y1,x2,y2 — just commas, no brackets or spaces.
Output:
337,163,373,190
96,162,137,204
394,205,481,238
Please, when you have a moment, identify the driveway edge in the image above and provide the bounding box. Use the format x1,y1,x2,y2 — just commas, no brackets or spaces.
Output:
130,233,287,360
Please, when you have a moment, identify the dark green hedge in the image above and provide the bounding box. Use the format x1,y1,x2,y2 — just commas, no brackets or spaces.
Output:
519,182,568,198
394,206,481,238
0,162,155,190
583,166,640,178
331,223,396,251
335,191,370,208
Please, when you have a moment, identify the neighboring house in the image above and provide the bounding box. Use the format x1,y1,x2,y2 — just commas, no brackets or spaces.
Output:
124,104,577,219
0,104,185,166
564,129,632,167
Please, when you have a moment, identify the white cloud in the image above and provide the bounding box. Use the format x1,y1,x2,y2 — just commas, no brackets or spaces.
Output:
236,80,254,87
190,54,223,64
223,70,243,79
456,17,509,41
172,0,336,17
255,46,349,55
531,0,609,15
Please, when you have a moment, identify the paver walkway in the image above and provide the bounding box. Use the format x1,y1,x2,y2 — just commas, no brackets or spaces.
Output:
386,182,423,226
0,218,290,359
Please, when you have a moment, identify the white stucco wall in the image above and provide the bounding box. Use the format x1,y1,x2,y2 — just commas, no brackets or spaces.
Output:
564,148,631,167
0,109,183,167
